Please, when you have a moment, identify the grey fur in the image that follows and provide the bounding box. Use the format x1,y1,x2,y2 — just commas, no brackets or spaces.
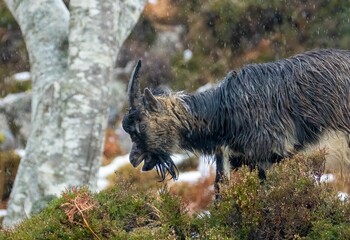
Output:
123,49,350,183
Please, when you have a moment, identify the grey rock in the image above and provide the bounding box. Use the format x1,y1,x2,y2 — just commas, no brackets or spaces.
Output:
0,92,32,148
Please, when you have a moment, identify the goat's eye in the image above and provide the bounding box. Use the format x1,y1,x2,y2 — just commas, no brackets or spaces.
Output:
139,123,146,132
134,123,146,135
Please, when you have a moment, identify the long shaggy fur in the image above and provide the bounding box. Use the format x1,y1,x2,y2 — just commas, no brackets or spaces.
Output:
123,49,350,183
180,49,350,164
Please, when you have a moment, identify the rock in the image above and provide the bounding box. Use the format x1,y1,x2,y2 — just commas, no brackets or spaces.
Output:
0,92,31,148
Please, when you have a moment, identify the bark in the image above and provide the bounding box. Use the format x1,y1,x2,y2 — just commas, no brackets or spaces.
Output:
3,0,146,227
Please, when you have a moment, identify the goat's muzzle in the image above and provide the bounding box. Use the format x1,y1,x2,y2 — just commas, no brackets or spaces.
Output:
129,143,179,181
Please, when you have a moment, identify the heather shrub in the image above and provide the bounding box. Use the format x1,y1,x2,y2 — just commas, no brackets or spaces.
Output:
1,150,349,239
197,151,350,239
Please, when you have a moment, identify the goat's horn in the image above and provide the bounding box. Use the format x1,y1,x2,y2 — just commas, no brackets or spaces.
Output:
127,60,142,109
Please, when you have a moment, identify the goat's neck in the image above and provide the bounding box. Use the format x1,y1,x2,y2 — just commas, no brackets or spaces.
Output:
177,88,226,154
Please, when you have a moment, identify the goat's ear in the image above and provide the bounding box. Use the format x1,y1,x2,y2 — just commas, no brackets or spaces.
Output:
143,88,162,112
229,70,237,78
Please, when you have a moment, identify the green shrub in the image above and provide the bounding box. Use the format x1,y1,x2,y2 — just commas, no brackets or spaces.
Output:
170,0,350,91
196,151,350,239
1,151,350,239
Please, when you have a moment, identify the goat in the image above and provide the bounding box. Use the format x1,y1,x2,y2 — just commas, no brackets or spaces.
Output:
122,49,350,193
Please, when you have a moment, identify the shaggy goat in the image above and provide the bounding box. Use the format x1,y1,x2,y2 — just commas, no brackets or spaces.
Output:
122,49,350,189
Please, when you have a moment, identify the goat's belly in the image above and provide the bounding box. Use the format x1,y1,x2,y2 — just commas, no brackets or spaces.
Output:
221,130,350,180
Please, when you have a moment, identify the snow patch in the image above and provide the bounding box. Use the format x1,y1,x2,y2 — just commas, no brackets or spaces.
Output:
97,178,110,190
183,49,193,62
177,171,202,183
148,0,158,4
320,174,335,182
0,209,7,217
13,72,31,81
338,192,349,201
99,154,129,179
14,149,26,158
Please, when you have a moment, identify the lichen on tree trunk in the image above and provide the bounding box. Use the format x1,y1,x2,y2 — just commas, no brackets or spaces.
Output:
3,0,146,228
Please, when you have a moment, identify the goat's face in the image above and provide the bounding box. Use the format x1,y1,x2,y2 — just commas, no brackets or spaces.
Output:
122,60,179,180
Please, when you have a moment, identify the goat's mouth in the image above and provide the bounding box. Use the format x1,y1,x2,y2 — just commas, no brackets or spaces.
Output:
129,146,178,180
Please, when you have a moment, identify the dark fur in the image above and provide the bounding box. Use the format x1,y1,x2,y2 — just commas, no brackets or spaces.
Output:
123,49,350,185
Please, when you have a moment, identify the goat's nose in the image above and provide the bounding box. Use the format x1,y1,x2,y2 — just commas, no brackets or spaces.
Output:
129,145,144,167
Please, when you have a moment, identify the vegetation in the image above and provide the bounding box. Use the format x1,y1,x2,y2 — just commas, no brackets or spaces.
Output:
0,2,29,97
113,0,350,91
1,151,349,239
0,151,20,201
1,0,350,238
165,0,350,90
1,0,350,96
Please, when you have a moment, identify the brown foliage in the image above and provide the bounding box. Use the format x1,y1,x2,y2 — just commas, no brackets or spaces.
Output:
102,129,123,165
61,187,100,240
0,151,20,201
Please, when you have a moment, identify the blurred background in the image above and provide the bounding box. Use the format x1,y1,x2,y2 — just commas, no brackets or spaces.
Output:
0,0,350,214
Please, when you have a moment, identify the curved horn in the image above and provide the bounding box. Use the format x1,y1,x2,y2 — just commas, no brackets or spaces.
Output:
127,60,142,109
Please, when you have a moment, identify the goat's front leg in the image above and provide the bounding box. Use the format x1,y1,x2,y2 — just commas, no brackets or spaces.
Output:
214,149,224,200
214,148,234,200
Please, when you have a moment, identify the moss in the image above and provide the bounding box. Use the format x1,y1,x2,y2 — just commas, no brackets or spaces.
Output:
6,79,32,94
2,197,78,239
30,195,57,215
107,164,164,192
1,186,136,239
0,2,18,27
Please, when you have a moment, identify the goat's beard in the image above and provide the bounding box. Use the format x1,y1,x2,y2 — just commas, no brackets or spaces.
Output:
149,153,179,181
129,144,179,180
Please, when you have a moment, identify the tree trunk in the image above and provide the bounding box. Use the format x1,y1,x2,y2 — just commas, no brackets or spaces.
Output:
3,0,146,227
